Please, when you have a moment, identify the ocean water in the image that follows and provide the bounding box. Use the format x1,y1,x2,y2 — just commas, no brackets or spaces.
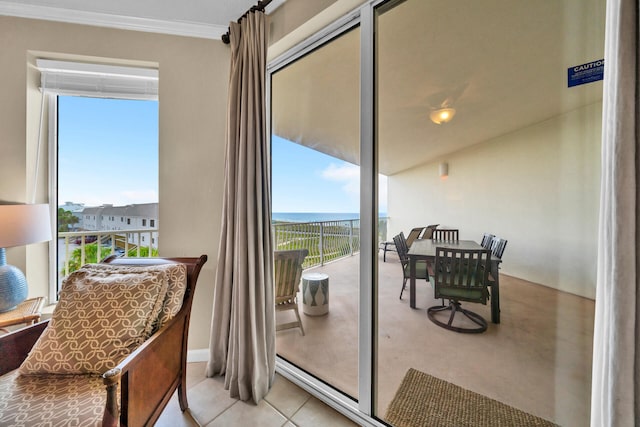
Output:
272,212,359,223
272,212,388,223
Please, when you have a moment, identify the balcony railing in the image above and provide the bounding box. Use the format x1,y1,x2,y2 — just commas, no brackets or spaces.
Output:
272,217,389,269
58,229,158,277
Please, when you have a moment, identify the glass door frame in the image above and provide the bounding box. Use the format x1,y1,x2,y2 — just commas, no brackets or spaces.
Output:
267,1,392,426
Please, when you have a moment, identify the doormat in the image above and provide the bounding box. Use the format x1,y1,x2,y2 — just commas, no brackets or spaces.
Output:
385,368,559,427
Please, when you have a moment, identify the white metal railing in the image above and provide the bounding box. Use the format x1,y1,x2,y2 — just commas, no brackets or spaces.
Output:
57,229,158,278
272,217,389,269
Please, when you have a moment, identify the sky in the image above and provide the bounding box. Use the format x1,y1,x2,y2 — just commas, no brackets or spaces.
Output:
58,95,386,213
57,96,159,207
272,135,387,213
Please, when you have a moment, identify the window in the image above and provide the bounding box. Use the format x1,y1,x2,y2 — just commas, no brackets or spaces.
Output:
150,219,155,227
143,219,147,226
39,59,159,297
127,218,130,225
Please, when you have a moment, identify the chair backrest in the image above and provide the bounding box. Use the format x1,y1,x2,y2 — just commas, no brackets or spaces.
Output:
393,232,410,264
422,224,439,240
274,249,309,303
481,233,495,249
102,255,208,321
431,247,491,304
433,228,459,241
490,237,508,259
405,227,426,247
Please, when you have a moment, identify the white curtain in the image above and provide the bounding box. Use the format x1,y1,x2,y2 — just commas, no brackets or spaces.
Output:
591,0,639,425
206,11,275,404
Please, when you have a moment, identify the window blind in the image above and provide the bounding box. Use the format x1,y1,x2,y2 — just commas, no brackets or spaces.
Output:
36,59,158,100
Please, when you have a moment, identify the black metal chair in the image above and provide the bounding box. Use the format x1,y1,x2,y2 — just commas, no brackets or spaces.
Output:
480,233,495,249
393,233,429,299
427,247,492,333
433,228,459,241
490,237,507,259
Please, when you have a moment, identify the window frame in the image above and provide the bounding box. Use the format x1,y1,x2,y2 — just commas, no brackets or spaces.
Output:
42,59,159,302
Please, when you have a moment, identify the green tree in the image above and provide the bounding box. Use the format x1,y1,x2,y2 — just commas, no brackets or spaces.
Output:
57,208,79,232
64,242,159,276
127,246,159,257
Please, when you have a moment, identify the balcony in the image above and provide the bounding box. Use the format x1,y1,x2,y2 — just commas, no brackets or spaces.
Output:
274,219,594,426
57,229,158,278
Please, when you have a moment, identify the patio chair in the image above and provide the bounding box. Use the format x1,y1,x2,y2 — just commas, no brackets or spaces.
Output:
427,247,492,333
490,237,508,259
275,249,308,335
422,224,439,240
433,228,459,241
393,233,429,299
405,227,426,247
379,239,397,262
481,233,495,249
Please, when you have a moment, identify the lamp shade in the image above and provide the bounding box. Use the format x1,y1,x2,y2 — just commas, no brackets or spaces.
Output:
0,204,52,312
0,204,52,248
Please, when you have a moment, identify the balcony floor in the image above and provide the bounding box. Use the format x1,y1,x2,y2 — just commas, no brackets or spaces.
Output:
276,251,594,427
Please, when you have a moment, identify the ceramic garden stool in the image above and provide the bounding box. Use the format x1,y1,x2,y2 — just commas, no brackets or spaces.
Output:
302,273,329,316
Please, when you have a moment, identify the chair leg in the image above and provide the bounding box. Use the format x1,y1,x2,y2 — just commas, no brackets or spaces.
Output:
427,300,487,333
399,276,407,299
294,307,305,336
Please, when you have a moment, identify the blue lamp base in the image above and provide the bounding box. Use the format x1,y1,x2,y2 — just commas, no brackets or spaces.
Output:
0,247,28,313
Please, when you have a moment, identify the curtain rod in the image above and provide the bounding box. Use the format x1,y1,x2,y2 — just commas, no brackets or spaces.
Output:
221,0,272,44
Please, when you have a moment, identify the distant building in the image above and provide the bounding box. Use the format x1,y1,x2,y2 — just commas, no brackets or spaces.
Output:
80,203,158,249
59,201,85,230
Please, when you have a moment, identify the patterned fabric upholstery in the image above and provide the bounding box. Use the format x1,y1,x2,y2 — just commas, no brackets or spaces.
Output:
0,370,110,426
80,263,188,331
19,265,170,375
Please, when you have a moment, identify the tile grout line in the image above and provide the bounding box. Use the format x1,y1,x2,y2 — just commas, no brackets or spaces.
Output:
286,394,313,423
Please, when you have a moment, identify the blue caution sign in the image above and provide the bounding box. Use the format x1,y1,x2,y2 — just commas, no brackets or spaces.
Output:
568,59,604,87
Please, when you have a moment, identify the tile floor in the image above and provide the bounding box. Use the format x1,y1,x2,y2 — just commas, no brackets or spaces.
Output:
157,250,595,427
156,362,358,427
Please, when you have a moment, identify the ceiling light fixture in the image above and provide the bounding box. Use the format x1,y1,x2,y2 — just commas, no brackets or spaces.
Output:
430,107,456,125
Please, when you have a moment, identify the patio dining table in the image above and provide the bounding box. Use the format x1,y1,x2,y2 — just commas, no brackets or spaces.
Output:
408,239,502,323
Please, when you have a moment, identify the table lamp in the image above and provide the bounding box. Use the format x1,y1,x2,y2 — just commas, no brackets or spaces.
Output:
0,204,52,313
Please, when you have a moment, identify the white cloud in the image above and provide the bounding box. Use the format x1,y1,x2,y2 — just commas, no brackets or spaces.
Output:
320,164,389,213
321,163,360,195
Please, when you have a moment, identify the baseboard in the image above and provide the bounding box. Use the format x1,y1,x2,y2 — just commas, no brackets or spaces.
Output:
187,348,209,363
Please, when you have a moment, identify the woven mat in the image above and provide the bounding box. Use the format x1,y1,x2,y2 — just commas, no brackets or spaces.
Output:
385,368,559,427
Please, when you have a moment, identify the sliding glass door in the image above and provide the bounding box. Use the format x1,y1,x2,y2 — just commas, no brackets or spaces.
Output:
373,0,602,425
270,25,362,401
269,0,603,425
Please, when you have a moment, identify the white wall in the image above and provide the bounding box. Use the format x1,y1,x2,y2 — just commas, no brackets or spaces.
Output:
388,102,602,298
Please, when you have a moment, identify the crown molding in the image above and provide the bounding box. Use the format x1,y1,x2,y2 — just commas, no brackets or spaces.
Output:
265,0,287,13
0,1,228,40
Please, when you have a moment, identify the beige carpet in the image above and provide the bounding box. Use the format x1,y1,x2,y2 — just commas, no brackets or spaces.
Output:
385,368,559,427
